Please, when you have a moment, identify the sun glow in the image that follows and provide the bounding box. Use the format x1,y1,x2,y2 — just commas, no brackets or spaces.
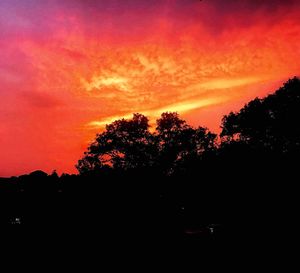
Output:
1,0,300,176
82,76,130,92
87,96,225,129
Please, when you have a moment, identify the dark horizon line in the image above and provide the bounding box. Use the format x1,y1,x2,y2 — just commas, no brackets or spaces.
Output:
1,76,299,179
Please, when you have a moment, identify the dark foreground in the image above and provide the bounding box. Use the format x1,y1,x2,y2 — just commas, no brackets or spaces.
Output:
0,172,230,247
1,172,294,261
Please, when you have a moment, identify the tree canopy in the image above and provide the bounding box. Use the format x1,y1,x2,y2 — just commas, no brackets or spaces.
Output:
221,77,300,157
76,112,217,175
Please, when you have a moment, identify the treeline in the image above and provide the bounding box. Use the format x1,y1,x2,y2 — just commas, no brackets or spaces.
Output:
76,77,300,189
1,77,300,230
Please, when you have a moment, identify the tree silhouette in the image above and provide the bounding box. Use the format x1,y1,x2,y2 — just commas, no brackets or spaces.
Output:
156,112,217,174
76,113,157,174
77,112,217,175
3,76,300,238
221,77,300,157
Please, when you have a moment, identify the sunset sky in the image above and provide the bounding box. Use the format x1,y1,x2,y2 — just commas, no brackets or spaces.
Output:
1,0,300,177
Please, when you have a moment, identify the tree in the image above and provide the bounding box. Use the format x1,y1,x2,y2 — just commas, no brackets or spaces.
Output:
221,77,300,156
156,112,217,174
76,113,156,174
77,112,217,175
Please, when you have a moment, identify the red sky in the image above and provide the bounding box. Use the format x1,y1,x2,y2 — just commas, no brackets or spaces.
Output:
1,0,300,177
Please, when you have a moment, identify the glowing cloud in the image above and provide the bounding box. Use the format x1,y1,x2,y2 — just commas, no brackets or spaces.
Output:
82,76,129,92
1,0,300,176
87,96,226,129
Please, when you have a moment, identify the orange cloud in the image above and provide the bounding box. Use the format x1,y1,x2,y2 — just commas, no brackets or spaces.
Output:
1,0,300,176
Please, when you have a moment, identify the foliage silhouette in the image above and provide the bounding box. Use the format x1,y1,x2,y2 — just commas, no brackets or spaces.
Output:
77,112,217,176
1,77,300,246
77,113,156,173
221,77,300,157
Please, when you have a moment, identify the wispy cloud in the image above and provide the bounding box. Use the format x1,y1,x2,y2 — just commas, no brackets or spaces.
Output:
1,0,300,176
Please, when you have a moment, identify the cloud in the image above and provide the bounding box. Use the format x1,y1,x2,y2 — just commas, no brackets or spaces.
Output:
209,0,297,11
82,76,130,92
197,77,262,90
21,91,63,108
87,95,226,129
1,0,300,176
